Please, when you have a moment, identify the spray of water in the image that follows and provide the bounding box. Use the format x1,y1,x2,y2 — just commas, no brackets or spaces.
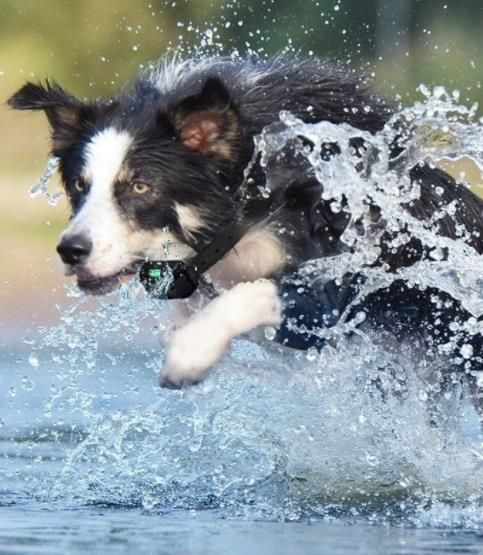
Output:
29,156,62,206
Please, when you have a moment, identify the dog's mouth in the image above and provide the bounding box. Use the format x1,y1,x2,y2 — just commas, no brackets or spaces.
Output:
75,262,141,295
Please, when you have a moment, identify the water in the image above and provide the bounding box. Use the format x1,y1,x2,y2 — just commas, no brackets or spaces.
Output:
2,334,482,554
1,510,482,555
1,87,482,552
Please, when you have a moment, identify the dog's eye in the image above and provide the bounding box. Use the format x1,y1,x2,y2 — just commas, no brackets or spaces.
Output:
132,182,150,195
74,179,87,193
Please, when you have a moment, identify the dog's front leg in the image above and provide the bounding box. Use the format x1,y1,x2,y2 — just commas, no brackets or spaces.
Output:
160,279,282,388
160,291,208,346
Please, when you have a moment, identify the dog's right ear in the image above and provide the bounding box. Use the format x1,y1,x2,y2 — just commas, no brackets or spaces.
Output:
170,77,239,160
8,81,87,153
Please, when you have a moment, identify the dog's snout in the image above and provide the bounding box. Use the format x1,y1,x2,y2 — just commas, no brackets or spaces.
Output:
56,235,92,266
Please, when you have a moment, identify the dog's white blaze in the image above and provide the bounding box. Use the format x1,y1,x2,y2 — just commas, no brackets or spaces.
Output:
84,128,133,189
61,128,134,276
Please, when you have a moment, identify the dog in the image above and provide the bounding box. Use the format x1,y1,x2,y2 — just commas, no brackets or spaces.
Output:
8,56,483,393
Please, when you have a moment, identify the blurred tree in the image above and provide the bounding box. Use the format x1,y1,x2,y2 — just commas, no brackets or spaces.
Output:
0,0,481,103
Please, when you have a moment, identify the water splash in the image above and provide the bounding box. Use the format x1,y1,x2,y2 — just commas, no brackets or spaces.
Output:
253,87,483,324
29,156,63,206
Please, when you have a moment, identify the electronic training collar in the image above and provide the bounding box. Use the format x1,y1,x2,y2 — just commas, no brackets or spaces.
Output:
139,222,247,300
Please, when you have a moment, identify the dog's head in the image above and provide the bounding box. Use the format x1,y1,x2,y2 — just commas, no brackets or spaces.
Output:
9,77,241,294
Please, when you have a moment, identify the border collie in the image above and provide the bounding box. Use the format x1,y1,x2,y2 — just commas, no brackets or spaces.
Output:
8,56,483,392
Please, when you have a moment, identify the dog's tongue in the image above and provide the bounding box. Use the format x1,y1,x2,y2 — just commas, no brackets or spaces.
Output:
118,273,133,284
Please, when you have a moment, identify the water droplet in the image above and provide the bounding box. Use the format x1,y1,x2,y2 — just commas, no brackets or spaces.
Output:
22,377,35,391
306,347,318,362
365,453,379,467
418,390,428,402
264,326,276,341
142,494,159,510
460,344,473,360
29,352,40,368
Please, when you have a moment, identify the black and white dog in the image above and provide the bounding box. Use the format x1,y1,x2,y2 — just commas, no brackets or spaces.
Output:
8,57,483,391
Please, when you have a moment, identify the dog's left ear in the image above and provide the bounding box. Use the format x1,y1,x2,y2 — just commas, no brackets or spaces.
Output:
171,77,239,159
8,80,107,154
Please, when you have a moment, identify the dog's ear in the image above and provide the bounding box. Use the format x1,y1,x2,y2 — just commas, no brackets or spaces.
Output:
172,77,239,159
8,81,93,153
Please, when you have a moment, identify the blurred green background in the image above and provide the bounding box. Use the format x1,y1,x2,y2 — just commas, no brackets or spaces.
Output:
0,0,482,327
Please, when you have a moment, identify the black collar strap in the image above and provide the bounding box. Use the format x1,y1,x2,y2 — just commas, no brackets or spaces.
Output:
189,221,247,275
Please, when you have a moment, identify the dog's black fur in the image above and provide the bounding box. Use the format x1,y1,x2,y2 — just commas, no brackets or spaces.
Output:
8,56,483,393
9,59,392,250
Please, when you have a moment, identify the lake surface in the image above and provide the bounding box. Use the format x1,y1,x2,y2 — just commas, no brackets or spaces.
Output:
1,506,482,555
1,330,482,555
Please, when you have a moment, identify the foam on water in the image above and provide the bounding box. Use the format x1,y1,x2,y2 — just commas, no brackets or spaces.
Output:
7,85,483,527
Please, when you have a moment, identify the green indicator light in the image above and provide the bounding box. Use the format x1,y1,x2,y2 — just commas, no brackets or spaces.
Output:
149,269,162,278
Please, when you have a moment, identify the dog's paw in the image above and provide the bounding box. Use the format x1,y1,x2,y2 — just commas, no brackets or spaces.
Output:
159,280,281,388
160,322,229,388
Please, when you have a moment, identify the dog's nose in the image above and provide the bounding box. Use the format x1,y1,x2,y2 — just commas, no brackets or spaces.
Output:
56,235,92,266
